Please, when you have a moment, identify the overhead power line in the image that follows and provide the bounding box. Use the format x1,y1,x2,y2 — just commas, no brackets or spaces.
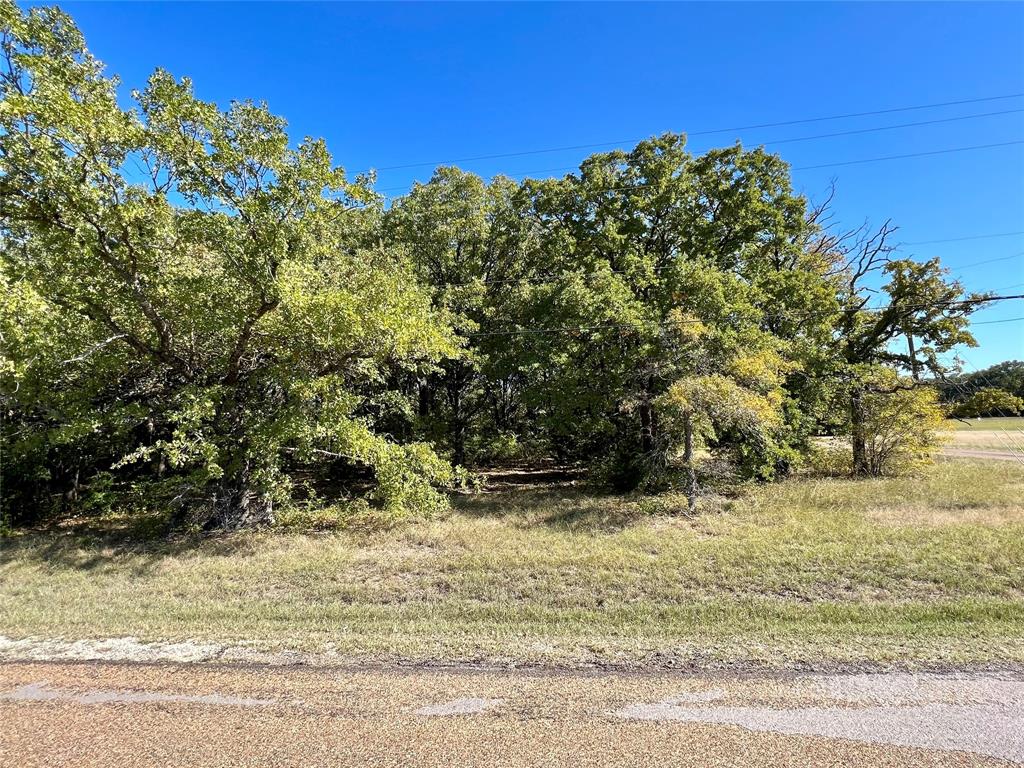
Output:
377,139,1024,195
794,140,1024,170
903,230,1024,246
379,109,1024,191
371,92,1024,171
972,316,1024,325
949,251,1024,270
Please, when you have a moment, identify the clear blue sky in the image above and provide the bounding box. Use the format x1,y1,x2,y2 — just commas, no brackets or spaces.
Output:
51,1,1024,369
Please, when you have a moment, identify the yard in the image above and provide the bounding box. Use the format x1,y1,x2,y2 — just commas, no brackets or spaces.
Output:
2,459,1022,669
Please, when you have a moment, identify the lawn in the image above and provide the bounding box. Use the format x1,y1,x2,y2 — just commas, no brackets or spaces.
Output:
2,461,1023,669
947,416,1024,431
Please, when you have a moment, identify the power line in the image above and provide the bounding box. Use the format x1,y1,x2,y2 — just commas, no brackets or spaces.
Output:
378,139,1024,195
972,315,1024,325
948,252,1024,271
371,92,1024,172
903,230,1024,246
377,108,1024,187
794,140,1024,171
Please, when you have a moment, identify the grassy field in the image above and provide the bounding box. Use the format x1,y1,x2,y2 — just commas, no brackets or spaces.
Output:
944,417,1024,452
947,416,1024,431
2,461,1023,669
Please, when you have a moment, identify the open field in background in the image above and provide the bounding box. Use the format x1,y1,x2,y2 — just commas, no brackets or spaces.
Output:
2,460,1023,669
947,417,1024,432
943,417,1024,453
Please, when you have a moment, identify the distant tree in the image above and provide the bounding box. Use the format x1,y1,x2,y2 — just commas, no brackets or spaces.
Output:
383,168,539,465
950,387,1024,419
939,361,1024,403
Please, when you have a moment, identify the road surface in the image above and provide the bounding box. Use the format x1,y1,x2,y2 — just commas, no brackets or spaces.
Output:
1,660,1021,766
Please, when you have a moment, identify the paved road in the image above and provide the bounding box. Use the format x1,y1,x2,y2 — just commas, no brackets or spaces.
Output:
1,661,1021,767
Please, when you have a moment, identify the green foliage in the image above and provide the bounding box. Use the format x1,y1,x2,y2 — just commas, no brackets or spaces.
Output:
831,224,982,475
0,0,456,527
951,387,1024,419
858,380,948,476
0,2,998,528
940,360,1024,403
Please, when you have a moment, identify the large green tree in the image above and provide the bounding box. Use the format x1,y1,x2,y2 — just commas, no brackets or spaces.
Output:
0,1,456,527
512,134,836,487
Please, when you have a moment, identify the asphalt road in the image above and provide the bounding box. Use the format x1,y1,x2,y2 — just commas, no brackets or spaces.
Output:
1,661,1021,767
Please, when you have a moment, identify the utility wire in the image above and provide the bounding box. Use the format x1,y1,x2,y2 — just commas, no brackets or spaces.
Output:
384,109,1024,188
972,316,1024,325
903,230,1024,245
377,139,1024,195
945,252,1024,271
794,140,1024,170
371,92,1024,171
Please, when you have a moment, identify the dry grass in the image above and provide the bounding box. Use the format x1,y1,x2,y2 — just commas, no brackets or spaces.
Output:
945,428,1024,452
948,417,1024,431
2,461,1023,668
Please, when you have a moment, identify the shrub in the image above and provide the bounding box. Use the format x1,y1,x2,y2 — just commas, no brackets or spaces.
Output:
859,386,947,476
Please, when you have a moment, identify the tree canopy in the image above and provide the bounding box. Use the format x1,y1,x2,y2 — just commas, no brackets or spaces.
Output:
0,1,994,528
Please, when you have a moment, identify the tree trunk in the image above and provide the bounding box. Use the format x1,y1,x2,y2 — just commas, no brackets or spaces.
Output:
452,421,467,467
639,401,655,454
906,334,920,382
683,413,697,515
418,379,431,419
850,387,869,476
205,464,274,530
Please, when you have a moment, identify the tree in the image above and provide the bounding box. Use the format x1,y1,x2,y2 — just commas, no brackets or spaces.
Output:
951,387,1024,418
383,168,538,465
0,1,456,527
830,222,982,475
517,134,834,488
940,360,1024,403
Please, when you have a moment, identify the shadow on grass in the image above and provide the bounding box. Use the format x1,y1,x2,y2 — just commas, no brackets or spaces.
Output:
0,511,262,575
452,467,671,533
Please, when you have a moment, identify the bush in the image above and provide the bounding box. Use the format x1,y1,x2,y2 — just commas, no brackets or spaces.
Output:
860,386,947,476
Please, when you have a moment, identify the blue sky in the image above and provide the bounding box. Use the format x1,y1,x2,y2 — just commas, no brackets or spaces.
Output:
52,1,1024,369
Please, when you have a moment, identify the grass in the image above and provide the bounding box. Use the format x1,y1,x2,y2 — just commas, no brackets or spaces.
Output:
947,416,1024,431
2,461,1024,669
944,417,1024,452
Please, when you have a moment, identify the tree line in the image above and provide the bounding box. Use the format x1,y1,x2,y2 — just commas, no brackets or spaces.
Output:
0,2,988,529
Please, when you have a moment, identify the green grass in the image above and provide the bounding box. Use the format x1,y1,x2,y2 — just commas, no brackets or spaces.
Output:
2,461,1024,668
948,416,1024,431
